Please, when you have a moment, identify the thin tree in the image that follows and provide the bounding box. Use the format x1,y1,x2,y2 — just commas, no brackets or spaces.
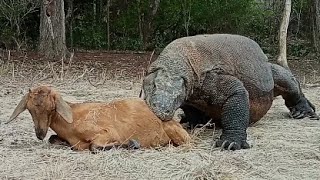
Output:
312,0,320,53
106,0,111,50
65,0,73,48
138,0,143,44
141,0,161,50
39,0,67,59
182,0,192,36
277,0,291,69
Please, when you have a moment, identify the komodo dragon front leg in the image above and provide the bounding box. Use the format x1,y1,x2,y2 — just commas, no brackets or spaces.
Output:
270,63,319,120
198,73,251,150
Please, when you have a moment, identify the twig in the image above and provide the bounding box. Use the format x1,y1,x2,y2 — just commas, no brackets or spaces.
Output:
87,69,107,87
7,50,10,62
37,74,54,83
48,62,59,82
146,50,155,72
305,83,320,88
12,62,14,79
137,50,154,85
87,77,107,88
191,119,214,138
32,61,57,82
65,51,74,76
60,57,64,80
72,68,94,84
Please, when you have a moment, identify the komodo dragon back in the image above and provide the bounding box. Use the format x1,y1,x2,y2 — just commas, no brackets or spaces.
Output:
151,34,274,93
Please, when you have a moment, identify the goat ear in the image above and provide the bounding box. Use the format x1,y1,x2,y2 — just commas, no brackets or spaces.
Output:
55,95,73,123
6,93,29,124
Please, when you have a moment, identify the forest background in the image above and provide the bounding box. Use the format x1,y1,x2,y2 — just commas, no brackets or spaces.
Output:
0,0,319,61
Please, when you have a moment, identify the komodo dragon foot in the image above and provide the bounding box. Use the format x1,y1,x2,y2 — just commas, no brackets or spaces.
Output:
288,97,319,120
214,131,250,151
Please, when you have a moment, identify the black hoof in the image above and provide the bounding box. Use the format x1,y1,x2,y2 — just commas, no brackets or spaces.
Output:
89,144,99,154
48,135,59,144
127,139,140,149
48,135,70,146
89,144,113,154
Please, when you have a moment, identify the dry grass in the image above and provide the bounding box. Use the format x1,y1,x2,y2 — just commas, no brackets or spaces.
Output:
0,56,320,180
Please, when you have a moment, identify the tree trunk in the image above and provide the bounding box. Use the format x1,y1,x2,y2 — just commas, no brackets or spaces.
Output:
106,0,110,50
182,0,191,36
65,0,73,48
277,0,291,69
312,0,320,53
142,0,161,50
39,0,67,60
138,0,144,44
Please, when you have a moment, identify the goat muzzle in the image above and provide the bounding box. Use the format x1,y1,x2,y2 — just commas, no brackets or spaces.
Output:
36,129,46,140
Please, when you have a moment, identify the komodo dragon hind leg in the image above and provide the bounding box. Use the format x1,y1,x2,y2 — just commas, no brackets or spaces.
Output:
270,63,319,120
205,74,251,150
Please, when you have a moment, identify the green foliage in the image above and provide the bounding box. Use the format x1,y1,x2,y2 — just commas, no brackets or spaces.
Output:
0,0,316,56
72,1,106,49
0,0,39,49
73,21,106,49
112,37,142,51
109,1,142,50
69,0,274,50
154,0,271,48
288,38,312,57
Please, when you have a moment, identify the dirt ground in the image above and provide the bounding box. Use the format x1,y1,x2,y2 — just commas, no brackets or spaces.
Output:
0,51,320,180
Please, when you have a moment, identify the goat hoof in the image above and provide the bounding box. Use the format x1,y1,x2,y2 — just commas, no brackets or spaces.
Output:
128,139,140,149
89,144,101,154
48,135,59,144
49,135,70,147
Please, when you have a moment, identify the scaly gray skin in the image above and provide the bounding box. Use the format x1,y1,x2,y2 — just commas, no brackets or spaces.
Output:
181,63,318,128
271,63,317,118
141,34,319,150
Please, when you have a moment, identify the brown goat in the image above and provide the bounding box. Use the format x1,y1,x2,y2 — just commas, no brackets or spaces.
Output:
7,86,191,151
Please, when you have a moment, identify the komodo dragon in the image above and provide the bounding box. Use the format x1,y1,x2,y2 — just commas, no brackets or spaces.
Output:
140,34,319,150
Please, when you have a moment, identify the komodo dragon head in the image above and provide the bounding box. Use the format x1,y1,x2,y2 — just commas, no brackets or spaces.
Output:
141,69,187,121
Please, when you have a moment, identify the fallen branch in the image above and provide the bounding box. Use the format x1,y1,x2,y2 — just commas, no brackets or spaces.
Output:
87,69,108,87
72,67,94,84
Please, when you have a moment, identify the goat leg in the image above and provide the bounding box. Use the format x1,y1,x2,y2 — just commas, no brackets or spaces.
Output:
162,121,191,146
118,139,141,149
48,135,71,147
89,139,141,154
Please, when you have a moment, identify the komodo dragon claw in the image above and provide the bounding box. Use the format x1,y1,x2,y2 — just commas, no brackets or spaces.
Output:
289,97,319,120
215,139,250,151
290,110,320,120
